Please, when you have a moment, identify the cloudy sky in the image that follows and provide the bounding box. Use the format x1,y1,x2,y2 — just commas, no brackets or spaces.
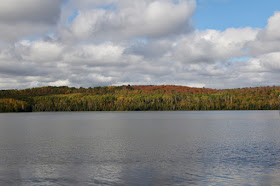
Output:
1,0,280,89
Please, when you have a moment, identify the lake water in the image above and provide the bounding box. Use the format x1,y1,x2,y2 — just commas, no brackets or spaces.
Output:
0,111,280,185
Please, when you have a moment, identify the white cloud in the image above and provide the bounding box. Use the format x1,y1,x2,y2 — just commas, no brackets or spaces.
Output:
61,0,195,41
16,40,64,62
247,12,280,56
261,11,280,41
63,43,133,66
172,27,258,64
48,79,71,87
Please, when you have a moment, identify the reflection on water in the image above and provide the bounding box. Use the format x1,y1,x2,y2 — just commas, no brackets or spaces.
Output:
0,111,280,185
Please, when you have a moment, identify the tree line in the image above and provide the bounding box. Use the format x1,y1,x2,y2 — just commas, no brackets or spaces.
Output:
0,85,279,112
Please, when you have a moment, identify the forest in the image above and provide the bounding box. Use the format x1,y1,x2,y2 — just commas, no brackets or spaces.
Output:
0,85,280,112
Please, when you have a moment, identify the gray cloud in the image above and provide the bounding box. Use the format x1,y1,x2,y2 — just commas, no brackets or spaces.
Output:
0,0,64,24
0,0,65,42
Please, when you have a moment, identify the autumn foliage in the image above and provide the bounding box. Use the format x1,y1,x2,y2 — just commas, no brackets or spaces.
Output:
0,85,279,112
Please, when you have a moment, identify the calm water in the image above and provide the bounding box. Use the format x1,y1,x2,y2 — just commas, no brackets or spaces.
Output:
0,111,280,185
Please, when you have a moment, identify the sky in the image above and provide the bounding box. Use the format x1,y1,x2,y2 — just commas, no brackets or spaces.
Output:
0,0,280,89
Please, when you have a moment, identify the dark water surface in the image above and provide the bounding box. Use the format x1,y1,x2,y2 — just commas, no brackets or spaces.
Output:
0,111,280,185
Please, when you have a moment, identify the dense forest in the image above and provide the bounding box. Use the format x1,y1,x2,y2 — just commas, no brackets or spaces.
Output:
0,85,280,112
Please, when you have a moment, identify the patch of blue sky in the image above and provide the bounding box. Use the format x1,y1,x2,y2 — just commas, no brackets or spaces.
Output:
194,0,280,30
227,57,252,63
68,9,79,24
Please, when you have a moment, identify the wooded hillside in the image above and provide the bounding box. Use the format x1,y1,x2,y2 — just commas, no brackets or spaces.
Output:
0,85,279,112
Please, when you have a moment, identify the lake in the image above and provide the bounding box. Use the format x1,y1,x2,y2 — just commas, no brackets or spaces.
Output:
0,111,280,185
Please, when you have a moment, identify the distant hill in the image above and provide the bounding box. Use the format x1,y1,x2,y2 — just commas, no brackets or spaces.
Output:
0,85,279,112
